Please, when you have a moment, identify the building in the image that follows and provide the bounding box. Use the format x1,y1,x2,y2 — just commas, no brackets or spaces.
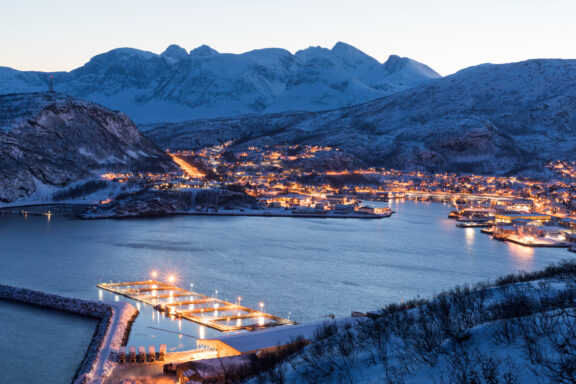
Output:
494,212,551,224
196,319,342,358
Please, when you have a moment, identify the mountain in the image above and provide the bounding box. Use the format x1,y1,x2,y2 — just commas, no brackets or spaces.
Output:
0,92,175,203
143,59,576,176
0,43,440,123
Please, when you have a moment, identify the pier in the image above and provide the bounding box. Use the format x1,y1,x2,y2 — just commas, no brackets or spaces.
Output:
97,280,295,332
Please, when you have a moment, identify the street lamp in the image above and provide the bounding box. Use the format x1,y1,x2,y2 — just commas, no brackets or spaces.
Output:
151,270,158,279
259,302,264,313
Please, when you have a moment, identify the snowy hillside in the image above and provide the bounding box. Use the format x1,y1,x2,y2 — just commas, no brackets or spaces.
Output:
144,59,576,176
0,43,440,123
238,261,576,384
0,92,175,203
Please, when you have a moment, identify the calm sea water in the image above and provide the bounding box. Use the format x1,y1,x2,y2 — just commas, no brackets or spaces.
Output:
0,200,571,364
0,300,98,384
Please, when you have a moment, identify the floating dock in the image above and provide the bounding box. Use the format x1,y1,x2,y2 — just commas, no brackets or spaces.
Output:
97,280,295,332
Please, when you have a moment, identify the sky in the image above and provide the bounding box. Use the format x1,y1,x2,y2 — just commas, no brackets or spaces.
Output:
1,0,575,76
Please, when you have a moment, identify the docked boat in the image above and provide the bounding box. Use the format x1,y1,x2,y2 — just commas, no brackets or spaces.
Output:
492,233,509,241
456,222,492,228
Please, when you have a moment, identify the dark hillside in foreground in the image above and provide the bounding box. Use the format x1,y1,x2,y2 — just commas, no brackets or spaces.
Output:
0,92,176,203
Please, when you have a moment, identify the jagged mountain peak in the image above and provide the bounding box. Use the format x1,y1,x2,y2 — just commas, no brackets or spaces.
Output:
294,45,332,62
161,44,189,62
92,47,158,61
189,45,219,57
382,54,441,82
331,42,378,64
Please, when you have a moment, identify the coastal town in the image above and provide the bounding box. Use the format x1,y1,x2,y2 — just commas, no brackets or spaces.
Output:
5,3,576,383
94,144,576,252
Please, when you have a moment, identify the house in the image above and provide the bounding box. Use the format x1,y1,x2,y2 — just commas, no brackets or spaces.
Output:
356,206,375,215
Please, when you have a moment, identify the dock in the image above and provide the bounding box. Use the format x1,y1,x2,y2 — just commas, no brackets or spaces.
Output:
505,235,573,248
97,280,295,332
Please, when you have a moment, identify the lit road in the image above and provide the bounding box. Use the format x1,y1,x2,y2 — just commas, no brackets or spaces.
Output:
169,153,205,179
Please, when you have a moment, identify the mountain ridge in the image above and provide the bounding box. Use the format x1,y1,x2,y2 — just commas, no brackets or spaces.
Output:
0,42,440,123
143,58,576,176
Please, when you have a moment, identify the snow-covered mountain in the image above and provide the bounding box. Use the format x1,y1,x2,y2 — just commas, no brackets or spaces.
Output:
0,92,175,203
144,59,576,176
0,43,440,123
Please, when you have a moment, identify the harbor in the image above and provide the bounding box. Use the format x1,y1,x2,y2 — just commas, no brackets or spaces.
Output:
1,200,570,384
448,200,576,250
98,280,295,332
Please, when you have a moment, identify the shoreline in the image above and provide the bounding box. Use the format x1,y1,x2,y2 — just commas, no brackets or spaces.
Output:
80,209,394,220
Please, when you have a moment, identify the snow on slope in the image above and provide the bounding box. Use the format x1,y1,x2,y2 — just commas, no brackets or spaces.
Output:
0,92,175,203
144,59,576,176
0,42,440,123
245,264,576,384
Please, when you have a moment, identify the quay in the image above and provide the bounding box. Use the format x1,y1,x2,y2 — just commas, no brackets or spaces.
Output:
97,280,295,332
505,234,572,248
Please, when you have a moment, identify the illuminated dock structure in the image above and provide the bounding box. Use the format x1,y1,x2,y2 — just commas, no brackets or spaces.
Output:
97,280,295,332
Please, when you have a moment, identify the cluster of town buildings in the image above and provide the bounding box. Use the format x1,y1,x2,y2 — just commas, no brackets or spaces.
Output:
99,145,576,236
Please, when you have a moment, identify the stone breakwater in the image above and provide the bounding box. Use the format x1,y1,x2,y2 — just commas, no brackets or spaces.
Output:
0,285,137,384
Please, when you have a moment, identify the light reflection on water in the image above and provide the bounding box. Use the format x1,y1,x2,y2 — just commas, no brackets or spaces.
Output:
507,242,535,268
0,200,569,351
465,227,476,248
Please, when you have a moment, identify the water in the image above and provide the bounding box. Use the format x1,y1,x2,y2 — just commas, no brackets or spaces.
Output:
0,300,98,384
0,200,570,360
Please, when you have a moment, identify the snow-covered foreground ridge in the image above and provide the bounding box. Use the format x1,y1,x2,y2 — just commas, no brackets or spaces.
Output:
0,285,137,384
236,261,576,384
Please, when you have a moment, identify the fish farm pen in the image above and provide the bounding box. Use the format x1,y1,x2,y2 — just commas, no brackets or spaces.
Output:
97,280,295,331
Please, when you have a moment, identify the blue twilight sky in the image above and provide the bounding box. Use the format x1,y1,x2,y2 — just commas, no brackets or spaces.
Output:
1,0,575,75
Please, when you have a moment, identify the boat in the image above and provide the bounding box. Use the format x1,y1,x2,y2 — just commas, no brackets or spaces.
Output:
492,233,509,241
456,222,492,228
